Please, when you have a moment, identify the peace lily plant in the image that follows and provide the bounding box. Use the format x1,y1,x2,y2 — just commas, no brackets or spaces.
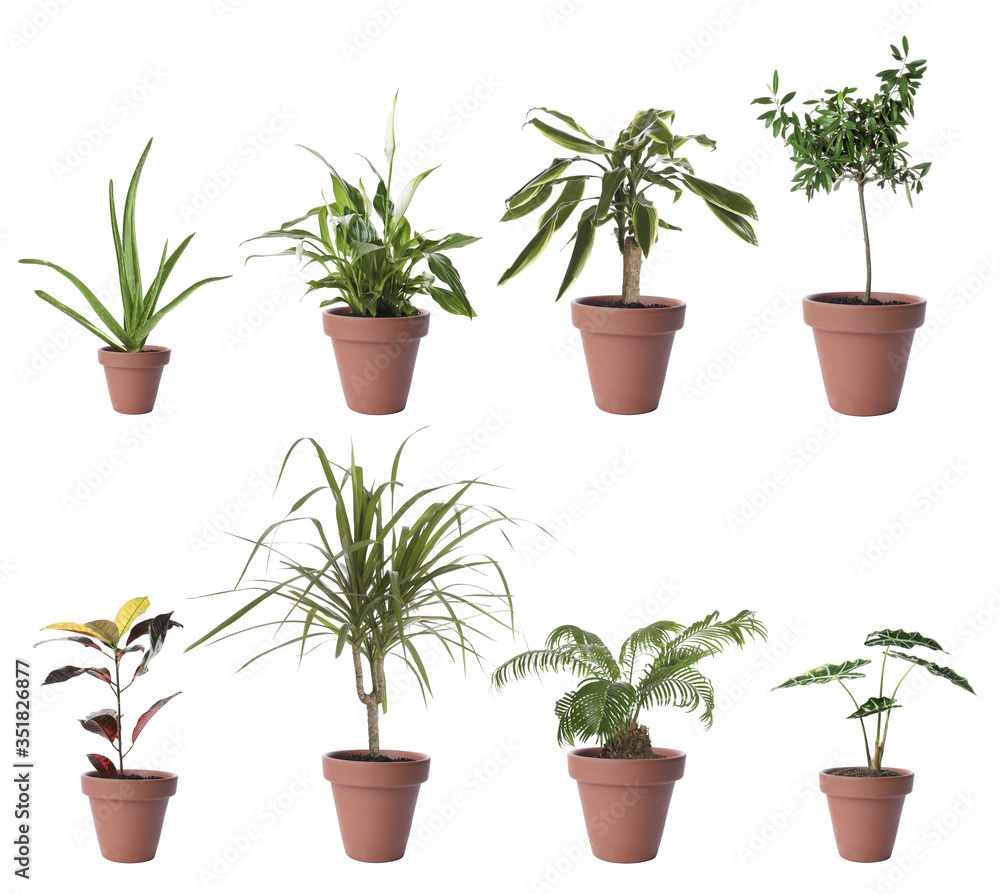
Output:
774,628,976,863
36,597,183,863
498,107,758,414
188,434,521,862
246,95,478,413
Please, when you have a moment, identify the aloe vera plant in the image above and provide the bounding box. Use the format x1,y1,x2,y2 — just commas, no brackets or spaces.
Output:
187,435,520,758
19,139,230,352
774,629,975,773
753,38,930,302
36,598,183,778
493,611,766,757
245,94,478,318
498,108,758,304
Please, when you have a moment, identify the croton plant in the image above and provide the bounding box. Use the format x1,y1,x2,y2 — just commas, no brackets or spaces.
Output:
36,598,182,779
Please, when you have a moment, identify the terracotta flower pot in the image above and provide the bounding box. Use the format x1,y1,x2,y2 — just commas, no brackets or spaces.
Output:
322,750,430,862
81,770,177,863
819,767,914,862
97,346,170,415
570,296,686,415
567,747,686,863
321,309,430,415
803,292,926,416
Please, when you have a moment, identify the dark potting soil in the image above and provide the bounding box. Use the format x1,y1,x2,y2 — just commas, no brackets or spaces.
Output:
829,768,901,778
592,299,673,310
821,295,907,306
339,754,414,763
597,722,666,760
116,773,159,780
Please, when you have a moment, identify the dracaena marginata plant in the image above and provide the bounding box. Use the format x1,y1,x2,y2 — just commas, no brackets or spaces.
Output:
187,435,520,758
753,37,930,303
497,108,758,304
774,629,975,774
19,139,231,352
35,598,183,779
492,611,766,757
245,93,478,319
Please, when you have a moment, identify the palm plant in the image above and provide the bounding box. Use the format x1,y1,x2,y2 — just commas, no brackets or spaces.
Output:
773,628,975,773
493,611,766,757
753,38,930,302
19,139,230,352
187,435,520,758
498,108,758,304
245,94,478,318
36,597,183,778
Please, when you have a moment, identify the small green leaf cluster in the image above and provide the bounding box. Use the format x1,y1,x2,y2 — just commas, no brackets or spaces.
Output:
774,628,975,772
753,37,930,204
498,108,758,301
247,95,479,318
493,611,766,747
19,140,230,352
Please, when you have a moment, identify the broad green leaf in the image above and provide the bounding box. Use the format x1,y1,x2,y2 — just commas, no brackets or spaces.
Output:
556,208,597,300
632,197,658,258
537,178,586,232
888,651,975,694
703,201,758,246
596,168,628,221
681,175,758,219
865,629,944,652
772,659,870,689
847,696,900,719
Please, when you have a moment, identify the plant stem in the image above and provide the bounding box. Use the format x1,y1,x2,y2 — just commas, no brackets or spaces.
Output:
838,679,872,770
875,647,888,759
858,178,872,303
352,646,382,758
113,650,124,778
621,235,642,304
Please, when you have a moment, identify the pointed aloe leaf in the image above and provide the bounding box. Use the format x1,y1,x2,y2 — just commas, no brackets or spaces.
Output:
129,275,231,342
29,290,120,348
888,651,976,694
143,233,197,317
19,260,128,343
847,696,900,719
132,692,181,743
121,139,153,314
772,659,870,689
865,629,944,651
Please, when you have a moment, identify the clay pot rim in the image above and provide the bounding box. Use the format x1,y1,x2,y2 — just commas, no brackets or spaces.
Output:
568,746,686,784
322,307,430,342
96,345,171,368
81,770,178,799
571,296,686,336
322,750,430,787
571,295,686,311
819,766,914,797
803,292,925,308
803,291,926,335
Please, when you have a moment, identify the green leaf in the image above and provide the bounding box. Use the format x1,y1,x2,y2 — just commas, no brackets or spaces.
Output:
681,175,757,219
887,652,976,694
847,696,900,719
595,168,628,221
130,275,231,342
30,290,119,348
506,158,577,209
497,219,556,286
632,197,658,258
556,208,597,300
525,118,607,155
395,166,439,221
500,184,553,221
703,201,758,246
772,659,871,689
865,629,944,652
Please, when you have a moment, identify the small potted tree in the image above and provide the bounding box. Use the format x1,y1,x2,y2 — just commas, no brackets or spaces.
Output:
188,435,520,862
753,38,931,415
36,598,183,862
773,628,976,862
19,139,231,414
492,611,766,862
245,94,479,415
498,107,758,414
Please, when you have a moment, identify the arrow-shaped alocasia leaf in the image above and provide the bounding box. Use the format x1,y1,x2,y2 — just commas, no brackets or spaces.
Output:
86,754,117,779
132,692,181,743
80,710,119,743
847,696,901,719
865,629,944,651
888,651,976,694
772,658,871,689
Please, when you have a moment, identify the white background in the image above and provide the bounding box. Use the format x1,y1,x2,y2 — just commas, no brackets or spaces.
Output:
3,0,997,892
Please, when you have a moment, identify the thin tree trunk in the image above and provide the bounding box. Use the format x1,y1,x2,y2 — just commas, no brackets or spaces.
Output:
352,646,381,758
621,235,643,304
858,179,872,303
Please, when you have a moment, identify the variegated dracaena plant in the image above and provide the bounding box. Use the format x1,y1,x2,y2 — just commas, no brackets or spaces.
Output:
773,629,975,772
36,598,183,778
